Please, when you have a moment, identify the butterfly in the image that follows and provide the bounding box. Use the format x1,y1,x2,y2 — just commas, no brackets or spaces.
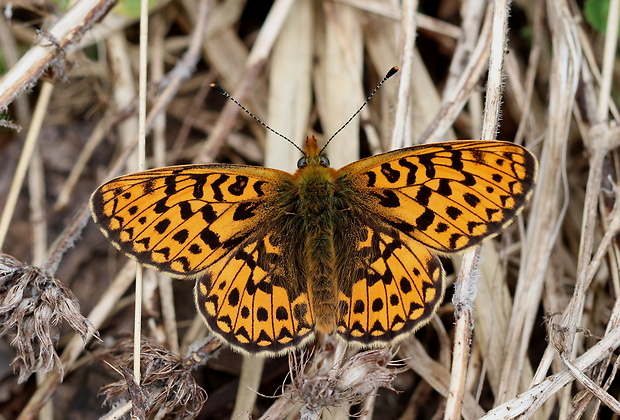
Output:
90,136,537,356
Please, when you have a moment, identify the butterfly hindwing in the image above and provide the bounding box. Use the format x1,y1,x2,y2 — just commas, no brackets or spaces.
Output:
196,229,315,356
338,141,537,254
335,223,444,345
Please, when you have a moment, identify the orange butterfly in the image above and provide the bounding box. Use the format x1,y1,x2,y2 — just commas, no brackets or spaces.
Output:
91,136,537,356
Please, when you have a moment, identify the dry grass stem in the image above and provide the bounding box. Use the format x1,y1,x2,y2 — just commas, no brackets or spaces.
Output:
0,0,118,110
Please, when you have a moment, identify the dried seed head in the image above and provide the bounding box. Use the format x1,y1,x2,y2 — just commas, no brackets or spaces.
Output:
100,337,214,419
0,253,95,383
288,340,405,417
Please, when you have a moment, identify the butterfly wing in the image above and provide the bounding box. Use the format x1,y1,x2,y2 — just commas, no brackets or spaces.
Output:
334,221,444,346
196,228,315,356
91,164,293,276
333,141,536,344
90,164,315,355
337,141,537,253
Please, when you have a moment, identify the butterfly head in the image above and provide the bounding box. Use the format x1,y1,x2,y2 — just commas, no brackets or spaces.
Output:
297,136,330,169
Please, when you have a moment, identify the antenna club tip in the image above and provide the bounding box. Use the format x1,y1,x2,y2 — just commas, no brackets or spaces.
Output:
210,83,227,95
387,66,400,78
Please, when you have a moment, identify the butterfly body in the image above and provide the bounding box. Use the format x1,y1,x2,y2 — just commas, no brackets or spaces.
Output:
91,137,537,356
289,138,352,333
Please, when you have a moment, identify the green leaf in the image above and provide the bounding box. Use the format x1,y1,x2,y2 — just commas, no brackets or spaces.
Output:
585,0,620,34
114,0,159,18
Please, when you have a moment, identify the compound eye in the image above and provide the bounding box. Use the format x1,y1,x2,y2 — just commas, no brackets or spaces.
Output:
297,157,307,168
320,156,330,167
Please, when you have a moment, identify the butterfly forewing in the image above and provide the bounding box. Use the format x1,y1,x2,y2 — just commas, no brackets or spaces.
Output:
90,165,292,276
338,141,537,253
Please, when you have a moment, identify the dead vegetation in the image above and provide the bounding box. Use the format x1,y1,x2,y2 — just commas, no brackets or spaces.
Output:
0,0,620,418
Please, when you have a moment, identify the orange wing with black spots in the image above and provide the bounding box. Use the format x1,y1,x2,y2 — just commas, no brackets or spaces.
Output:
195,230,315,356
91,164,291,276
91,138,537,356
338,141,537,253
334,223,444,346
332,141,536,344
91,164,315,356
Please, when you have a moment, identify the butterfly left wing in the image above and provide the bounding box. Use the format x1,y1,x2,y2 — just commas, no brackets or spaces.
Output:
334,221,444,346
336,141,537,254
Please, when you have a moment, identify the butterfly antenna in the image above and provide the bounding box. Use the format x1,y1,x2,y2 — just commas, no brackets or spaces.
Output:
320,66,400,154
210,83,305,155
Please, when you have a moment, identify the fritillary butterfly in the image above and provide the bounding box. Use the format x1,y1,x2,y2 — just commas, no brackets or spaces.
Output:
90,135,537,356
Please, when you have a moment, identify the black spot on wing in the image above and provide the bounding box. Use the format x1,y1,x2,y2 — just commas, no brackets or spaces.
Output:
373,190,400,208
178,201,193,220
233,202,260,221
461,172,476,187
416,209,435,231
418,155,436,178
164,176,177,195
445,206,462,220
463,193,480,208
486,208,499,220
415,186,433,206
276,306,289,321
153,198,170,214
192,174,207,199
449,233,462,249
398,158,418,185
450,150,463,171
471,149,485,163
211,174,228,201
188,244,202,254
436,179,452,197
173,256,191,272
435,223,448,233
253,181,266,197
256,307,269,322
201,204,217,223
172,229,189,244
228,176,248,196
467,221,484,233
380,163,400,183
200,227,221,249
142,180,155,195
154,219,171,234
364,171,377,187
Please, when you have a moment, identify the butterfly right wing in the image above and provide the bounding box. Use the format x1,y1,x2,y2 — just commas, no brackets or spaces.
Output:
91,164,316,355
90,164,292,276
196,228,316,356
332,141,536,346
